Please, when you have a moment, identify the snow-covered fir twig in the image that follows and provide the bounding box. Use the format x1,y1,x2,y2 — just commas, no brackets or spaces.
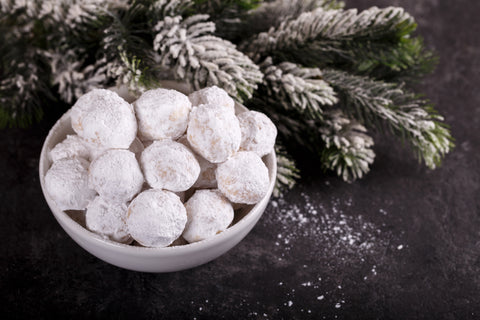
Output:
274,143,300,197
322,69,453,169
319,110,375,181
243,6,414,60
260,57,337,119
153,14,263,102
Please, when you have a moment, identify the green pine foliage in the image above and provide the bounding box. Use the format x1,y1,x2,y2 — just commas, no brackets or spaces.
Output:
241,6,436,80
0,0,454,193
322,69,453,169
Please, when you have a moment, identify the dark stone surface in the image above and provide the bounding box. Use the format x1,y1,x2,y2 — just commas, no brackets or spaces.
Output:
1,1,479,319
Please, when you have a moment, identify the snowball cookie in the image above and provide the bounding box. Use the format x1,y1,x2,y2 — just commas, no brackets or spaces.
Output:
216,151,270,204
44,158,96,210
86,137,144,161
71,89,137,149
238,110,277,157
49,134,90,162
134,88,192,141
89,149,144,203
85,196,132,244
177,135,217,189
140,140,200,192
187,104,241,163
188,86,235,113
182,189,234,243
126,189,187,247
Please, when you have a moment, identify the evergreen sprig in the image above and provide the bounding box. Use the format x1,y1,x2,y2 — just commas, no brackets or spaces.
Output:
274,143,301,197
323,69,453,169
260,57,337,119
319,110,375,181
152,14,263,102
242,6,435,81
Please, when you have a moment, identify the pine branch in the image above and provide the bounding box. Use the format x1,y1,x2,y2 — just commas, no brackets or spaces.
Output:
260,57,337,120
0,50,49,128
189,0,262,40
223,0,344,43
274,143,300,197
319,110,375,181
323,69,453,169
153,14,263,102
241,6,434,81
47,50,108,104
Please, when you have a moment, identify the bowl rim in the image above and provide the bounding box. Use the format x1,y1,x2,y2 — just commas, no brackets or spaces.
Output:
39,89,277,257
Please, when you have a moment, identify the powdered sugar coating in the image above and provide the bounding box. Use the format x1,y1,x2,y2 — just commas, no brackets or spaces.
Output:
187,104,241,163
85,196,132,244
89,149,144,202
216,151,270,204
49,134,90,162
71,89,137,149
177,135,217,189
182,189,234,243
86,137,145,162
126,189,187,247
188,86,235,113
134,88,192,141
140,140,200,192
45,158,97,210
238,110,277,157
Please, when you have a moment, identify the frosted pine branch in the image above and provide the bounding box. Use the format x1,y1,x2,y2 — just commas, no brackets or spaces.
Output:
261,57,337,119
0,0,109,26
47,50,109,103
319,110,375,181
274,144,300,197
153,15,262,102
243,6,413,57
244,0,344,37
323,69,453,169
242,5,434,80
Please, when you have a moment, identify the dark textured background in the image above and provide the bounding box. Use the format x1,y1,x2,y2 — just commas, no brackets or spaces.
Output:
1,0,479,319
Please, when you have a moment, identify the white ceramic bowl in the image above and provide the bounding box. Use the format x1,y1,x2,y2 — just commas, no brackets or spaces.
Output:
39,81,276,272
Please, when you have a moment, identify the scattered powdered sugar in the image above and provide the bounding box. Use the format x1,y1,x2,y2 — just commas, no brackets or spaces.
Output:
267,193,381,260
258,189,405,316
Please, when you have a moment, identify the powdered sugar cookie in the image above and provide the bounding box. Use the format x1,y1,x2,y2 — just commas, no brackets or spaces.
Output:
126,189,187,247
140,140,200,192
86,196,132,244
71,89,137,149
188,86,235,113
134,88,191,141
238,110,277,157
187,104,241,163
177,135,217,189
44,158,96,210
89,149,144,202
49,134,90,162
182,189,234,243
216,151,270,204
